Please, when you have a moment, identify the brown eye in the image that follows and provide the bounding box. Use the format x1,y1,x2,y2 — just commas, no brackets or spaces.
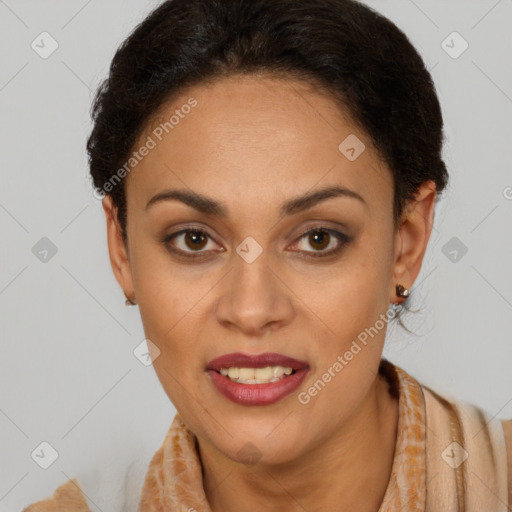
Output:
164,229,220,257
291,227,351,258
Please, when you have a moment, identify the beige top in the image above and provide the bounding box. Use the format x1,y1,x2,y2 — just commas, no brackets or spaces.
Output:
23,359,512,511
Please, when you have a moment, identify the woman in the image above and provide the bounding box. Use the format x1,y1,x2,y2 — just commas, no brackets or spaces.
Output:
24,0,512,510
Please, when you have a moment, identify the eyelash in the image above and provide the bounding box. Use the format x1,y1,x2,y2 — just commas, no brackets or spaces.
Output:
163,226,351,260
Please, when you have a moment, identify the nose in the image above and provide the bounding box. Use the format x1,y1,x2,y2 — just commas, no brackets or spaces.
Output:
214,247,295,337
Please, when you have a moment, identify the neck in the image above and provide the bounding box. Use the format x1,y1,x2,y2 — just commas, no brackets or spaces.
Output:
199,371,399,512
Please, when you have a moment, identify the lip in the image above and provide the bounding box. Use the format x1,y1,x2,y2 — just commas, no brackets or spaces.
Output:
205,352,310,406
206,352,309,372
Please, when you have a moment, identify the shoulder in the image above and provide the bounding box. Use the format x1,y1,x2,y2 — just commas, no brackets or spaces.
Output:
420,381,511,441
419,382,512,510
502,417,512,508
22,457,148,512
385,359,511,510
22,479,89,512
419,381,511,461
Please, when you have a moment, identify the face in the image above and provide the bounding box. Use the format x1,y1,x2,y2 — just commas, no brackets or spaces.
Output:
104,74,434,467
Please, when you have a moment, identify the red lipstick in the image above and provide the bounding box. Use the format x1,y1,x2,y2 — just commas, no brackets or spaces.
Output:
205,352,309,406
206,352,309,371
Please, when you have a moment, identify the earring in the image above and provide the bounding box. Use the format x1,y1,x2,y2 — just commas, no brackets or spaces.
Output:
124,293,137,306
395,284,409,298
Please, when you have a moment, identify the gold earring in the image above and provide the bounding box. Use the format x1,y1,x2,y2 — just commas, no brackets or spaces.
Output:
395,284,409,298
124,293,137,306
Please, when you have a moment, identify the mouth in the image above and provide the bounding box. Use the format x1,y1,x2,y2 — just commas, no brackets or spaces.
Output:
205,352,310,406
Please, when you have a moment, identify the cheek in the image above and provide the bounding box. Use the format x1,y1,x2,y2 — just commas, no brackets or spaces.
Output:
300,235,394,386
130,240,197,323
303,243,392,334
129,251,195,371
129,247,219,376
299,291,390,431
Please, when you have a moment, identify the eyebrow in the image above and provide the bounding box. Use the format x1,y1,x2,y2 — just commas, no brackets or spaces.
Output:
145,184,367,217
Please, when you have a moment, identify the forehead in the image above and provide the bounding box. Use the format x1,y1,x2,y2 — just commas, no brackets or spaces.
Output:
125,74,392,215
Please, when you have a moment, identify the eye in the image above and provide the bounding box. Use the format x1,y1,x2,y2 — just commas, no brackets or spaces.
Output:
163,226,351,260
290,227,351,258
164,228,221,257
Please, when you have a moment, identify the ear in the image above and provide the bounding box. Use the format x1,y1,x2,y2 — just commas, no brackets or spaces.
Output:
391,180,437,302
102,196,135,302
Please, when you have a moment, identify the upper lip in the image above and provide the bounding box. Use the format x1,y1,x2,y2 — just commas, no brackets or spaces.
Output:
206,352,309,372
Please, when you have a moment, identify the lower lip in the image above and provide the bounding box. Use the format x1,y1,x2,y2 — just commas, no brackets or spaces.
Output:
206,368,309,406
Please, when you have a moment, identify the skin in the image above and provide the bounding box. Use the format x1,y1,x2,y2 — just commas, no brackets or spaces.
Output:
103,74,436,511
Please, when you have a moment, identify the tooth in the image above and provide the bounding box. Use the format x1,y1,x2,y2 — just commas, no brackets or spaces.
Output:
238,368,255,380
255,367,273,380
228,367,239,379
219,366,295,382
239,378,272,384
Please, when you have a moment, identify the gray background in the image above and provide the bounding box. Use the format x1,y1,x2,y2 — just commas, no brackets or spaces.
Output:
1,0,511,510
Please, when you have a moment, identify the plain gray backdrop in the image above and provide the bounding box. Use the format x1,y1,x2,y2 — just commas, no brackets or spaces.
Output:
1,0,511,510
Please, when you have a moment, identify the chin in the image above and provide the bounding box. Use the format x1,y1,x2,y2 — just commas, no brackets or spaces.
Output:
212,421,305,467
228,438,301,468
